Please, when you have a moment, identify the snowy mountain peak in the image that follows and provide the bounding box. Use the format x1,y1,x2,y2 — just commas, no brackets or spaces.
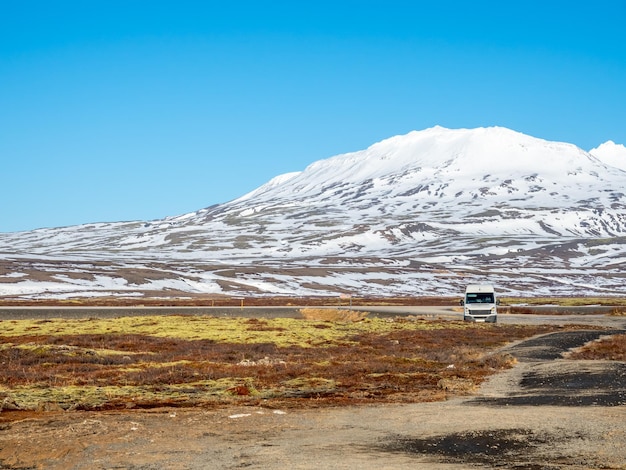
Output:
590,140,626,171
231,126,621,207
335,126,596,176
1,126,625,300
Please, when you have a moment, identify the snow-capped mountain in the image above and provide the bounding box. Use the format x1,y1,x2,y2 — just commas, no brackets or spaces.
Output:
590,140,626,171
1,126,625,299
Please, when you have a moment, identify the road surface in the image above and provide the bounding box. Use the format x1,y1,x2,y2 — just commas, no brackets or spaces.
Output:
0,305,623,328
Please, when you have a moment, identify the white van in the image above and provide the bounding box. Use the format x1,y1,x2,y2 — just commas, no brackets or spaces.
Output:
460,284,498,323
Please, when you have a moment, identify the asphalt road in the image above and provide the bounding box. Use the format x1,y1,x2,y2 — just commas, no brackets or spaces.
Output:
0,306,304,320
0,305,624,328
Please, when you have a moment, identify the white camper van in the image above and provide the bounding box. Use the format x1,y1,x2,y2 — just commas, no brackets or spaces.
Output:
460,284,498,323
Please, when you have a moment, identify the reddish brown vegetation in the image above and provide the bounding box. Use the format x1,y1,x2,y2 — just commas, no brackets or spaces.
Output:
567,333,626,361
0,323,562,410
0,296,456,307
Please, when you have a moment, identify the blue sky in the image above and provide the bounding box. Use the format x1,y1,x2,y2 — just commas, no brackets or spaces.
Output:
2,1,625,233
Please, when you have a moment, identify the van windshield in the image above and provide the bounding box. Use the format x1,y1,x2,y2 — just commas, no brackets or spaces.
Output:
466,293,494,303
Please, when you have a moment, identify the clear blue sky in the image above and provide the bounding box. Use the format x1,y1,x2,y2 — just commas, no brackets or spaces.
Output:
2,1,625,233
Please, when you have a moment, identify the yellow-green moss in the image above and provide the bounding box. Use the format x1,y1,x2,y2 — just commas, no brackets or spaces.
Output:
0,342,144,358
0,378,254,411
0,315,463,348
279,377,337,396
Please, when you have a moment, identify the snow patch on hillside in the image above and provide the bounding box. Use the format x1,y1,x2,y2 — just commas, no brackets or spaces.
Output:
1,126,625,299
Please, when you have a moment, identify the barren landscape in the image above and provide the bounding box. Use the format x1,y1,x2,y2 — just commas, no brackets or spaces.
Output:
0,305,624,469
3,5,626,469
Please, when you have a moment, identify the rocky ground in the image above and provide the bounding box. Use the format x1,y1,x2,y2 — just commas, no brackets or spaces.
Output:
0,316,624,469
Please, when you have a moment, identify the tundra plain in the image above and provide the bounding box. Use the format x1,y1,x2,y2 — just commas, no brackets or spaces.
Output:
0,301,625,469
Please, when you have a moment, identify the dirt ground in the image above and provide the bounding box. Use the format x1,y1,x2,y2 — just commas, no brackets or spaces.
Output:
1,318,625,469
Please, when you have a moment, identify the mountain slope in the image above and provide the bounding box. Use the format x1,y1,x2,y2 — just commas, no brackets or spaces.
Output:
1,126,625,299
207,125,626,239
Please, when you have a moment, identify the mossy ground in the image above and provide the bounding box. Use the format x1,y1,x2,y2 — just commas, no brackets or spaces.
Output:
0,312,584,412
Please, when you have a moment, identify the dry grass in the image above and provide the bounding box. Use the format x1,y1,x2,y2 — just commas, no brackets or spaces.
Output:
566,333,626,361
0,315,576,412
609,307,626,316
299,308,369,322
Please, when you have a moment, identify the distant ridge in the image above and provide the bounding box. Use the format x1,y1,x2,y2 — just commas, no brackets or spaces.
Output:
1,126,625,299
